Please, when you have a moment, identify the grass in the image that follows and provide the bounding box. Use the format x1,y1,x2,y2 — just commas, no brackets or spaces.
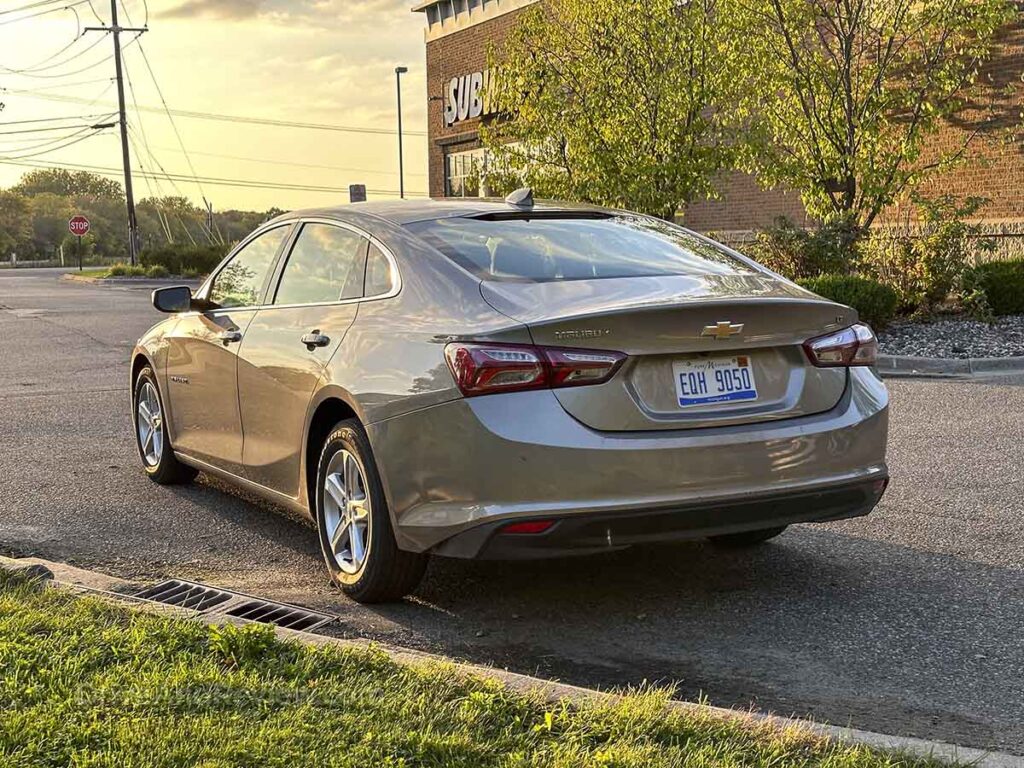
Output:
0,571,948,768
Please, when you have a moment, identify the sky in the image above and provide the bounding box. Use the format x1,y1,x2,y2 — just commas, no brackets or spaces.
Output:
0,0,430,211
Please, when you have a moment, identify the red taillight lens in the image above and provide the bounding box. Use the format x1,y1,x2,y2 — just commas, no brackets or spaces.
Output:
544,347,626,388
444,342,626,397
803,323,878,367
444,344,546,395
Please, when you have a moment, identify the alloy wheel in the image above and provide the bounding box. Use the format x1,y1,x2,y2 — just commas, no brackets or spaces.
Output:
323,449,372,574
136,381,164,467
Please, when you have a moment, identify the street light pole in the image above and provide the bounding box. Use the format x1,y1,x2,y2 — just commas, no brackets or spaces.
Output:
395,66,408,199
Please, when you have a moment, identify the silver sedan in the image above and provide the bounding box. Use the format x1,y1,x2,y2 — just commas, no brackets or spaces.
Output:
131,191,889,602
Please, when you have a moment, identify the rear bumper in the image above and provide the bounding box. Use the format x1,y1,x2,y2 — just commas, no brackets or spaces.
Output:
366,367,889,555
433,477,887,559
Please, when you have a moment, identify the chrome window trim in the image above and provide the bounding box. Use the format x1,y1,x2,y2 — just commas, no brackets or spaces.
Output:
261,217,402,312
190,217,401,314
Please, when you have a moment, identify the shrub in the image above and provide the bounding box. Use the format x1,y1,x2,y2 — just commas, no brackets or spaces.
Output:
861,195,989,311
746,216,862,280
145,264,170,279
798,274,899,329
106,263,129,276
968,260,1024,316
140,244,229,276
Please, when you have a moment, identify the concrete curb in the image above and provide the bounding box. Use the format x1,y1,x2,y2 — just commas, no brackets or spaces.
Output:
3,555,1021,767
61,273,201,286
877,354,1024,378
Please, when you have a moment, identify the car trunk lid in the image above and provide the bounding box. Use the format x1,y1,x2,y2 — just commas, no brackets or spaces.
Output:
481,274,852,431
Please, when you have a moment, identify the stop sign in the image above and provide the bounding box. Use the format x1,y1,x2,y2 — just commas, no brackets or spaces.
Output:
68,215,90,237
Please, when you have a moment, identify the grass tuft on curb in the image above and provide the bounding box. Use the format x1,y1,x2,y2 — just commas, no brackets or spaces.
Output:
0,570,950,767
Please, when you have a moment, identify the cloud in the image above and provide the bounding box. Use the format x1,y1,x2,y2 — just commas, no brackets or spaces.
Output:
160,0,403,25
161,0,267,19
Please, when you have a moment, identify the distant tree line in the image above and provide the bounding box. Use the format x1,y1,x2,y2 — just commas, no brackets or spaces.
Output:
0,169,282,262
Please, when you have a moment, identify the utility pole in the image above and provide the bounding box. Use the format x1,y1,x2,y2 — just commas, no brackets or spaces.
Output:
395,66,408,199
85,3,146,265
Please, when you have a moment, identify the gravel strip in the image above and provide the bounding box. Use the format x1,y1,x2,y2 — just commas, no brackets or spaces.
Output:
879,314,1024,359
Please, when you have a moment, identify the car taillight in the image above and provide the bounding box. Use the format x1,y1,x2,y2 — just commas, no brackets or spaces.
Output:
444,342,626,397
804,323,878,367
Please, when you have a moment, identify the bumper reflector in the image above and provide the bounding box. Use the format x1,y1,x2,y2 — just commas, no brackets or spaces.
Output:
501,520,556,535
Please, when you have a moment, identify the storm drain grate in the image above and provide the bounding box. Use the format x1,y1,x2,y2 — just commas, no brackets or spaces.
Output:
134,579,233,612
225,600,334,632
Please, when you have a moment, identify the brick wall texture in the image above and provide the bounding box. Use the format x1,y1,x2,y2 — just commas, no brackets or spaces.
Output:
424,8,1024,231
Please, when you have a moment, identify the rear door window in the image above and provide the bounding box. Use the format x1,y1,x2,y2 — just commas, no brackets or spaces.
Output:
406,214,755,282
273,223,367,306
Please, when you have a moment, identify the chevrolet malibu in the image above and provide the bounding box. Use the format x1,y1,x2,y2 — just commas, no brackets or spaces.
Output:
131,192,889,602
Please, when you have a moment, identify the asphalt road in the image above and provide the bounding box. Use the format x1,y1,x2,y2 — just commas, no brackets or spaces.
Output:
2,267,1022,754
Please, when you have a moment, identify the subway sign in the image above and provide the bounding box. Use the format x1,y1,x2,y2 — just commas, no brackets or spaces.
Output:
443,69,499,127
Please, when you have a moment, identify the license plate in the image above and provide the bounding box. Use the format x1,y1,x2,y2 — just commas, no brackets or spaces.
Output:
673,355,758,407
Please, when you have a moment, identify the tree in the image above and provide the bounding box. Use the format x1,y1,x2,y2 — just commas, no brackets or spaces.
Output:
481,0,734,220
0,191,31,258
14,169,124,201
724,0,1014,229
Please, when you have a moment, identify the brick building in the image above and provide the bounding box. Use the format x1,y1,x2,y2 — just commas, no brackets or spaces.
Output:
414,0,1024,241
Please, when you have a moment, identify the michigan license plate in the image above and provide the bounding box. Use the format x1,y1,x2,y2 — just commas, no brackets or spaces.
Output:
673,356,758,407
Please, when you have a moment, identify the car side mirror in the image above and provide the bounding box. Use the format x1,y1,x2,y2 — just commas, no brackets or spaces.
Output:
152,285,193,313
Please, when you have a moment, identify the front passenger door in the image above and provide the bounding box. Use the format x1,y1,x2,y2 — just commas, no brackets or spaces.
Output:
163,224,291,473
237,221,368,498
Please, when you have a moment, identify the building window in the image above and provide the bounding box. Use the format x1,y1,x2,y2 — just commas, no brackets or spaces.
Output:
445,147,489,197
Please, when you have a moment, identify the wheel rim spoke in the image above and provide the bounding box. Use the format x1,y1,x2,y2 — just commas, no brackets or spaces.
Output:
323,448,371,575
137,382,163,467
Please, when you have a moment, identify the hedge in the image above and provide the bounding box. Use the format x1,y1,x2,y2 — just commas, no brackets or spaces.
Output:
797,274,899,329
139,244,229,276
969,260,1024,316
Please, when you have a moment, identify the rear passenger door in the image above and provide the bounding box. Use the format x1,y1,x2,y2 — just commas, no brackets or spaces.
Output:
236,221,368,498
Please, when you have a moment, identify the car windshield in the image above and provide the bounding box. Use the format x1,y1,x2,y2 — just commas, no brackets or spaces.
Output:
405,214,755,282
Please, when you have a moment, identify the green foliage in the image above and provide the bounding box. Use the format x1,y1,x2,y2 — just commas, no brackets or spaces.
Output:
482,0,734,219
724,0,1014,228
746,216,862,280
0,572,946,768
107,263,146,277
861,196,988,310
145,264,170,279
140,244,229,276
798,274,899,329
968,260,1024,316
14,168,124,200
1,170,274,261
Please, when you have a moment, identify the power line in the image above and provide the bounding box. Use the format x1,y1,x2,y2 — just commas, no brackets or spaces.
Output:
0,121,112,134
6,88,427,137
0,125,110,159
0,0,89,27
0,157,428,196
0,112,111,126
0,0,72,16
0,32,111,77
147,143,429,178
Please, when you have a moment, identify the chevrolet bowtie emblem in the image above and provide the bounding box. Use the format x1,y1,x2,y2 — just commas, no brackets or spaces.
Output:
701,321,744,340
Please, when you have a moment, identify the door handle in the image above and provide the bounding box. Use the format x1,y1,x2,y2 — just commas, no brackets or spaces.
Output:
301,330,330,350
218,329,242,344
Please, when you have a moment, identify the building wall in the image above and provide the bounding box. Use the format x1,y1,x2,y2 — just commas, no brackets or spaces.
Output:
425,8,529,198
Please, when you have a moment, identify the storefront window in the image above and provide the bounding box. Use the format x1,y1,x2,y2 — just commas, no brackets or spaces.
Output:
445,147,489,197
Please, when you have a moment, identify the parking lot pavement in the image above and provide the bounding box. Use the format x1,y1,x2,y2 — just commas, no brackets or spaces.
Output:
2,267,1022,754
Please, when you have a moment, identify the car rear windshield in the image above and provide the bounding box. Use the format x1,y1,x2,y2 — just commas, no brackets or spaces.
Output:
405,214,755,282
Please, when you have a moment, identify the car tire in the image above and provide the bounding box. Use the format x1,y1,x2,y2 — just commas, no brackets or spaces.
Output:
315,419,428,603
133,366,198,485
708,525,788,548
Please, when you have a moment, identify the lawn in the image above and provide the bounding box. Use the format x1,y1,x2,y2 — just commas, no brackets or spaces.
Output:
0,570,947,768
